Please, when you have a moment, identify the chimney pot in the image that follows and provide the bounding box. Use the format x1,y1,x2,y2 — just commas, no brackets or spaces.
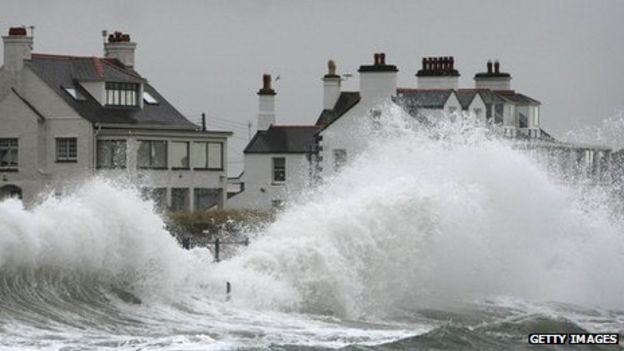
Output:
380,53,386,65
263,74,272,90
104,30,136,67
327,59,336,76
8,27,27,36
450,57,455,70
494,60,500,74
487,60,493,74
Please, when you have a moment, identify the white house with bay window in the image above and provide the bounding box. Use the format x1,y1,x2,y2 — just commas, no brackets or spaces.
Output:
0,27,232,210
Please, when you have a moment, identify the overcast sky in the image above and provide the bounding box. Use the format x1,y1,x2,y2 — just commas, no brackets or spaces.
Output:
2,0,623,171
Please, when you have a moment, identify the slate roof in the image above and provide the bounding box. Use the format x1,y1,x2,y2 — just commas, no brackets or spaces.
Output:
315,91,360,128
455,90,478,109
27,53,198,129
496,91,541,105
244,125,319,154
395,89,454,109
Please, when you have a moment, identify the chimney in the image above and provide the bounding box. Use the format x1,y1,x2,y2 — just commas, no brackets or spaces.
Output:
474,59,511,90
357,52,398,104
257,73,276,130
104,31,136,67
322,59,341,110
415,56,460,89
2,26,33,72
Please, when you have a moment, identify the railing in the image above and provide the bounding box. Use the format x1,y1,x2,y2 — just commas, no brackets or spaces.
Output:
206,237,250,262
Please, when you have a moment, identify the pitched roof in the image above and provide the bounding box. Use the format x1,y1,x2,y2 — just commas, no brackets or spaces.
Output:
10,87,45,122
244,125,319,154
495,91,541,105
315,91,360,129
455,90,478,109
27,53,198,129
395,89,454,109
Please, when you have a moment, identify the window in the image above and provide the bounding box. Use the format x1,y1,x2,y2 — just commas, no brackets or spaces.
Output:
105,82,139,106
533,107,540,127
141,187,167,210
333,149,347,171
494,104,504,124
171,141,189,169
0,139,18,170
63,87,86,101
137,140,167,169
97,140,127,168
272,157,286,182
194,188,221,211
192,142,223,170
56,138,77,162
473,108,482,118
449,107,457,114
143,92,158,105
171,188,189,211
519,112,528,128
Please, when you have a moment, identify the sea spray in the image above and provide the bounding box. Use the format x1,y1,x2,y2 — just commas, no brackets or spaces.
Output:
0,108,623,348
210,108,624,318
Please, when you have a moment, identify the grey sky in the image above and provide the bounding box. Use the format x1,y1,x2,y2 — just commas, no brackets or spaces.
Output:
2,0,623,171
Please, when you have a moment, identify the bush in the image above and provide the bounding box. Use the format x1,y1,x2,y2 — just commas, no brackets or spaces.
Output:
166,209,271,242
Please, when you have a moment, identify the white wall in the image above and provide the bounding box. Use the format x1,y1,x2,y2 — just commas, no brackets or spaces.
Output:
467,94,487,123
228,152,311,210
417,76,459,89
475,77,511,90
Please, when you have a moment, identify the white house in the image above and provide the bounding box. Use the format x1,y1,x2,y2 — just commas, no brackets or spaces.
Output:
227,75,318,211
227,53,612,211
315,54,611,182
0,27,232,210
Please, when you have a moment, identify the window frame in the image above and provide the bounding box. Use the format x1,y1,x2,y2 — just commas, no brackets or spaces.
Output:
96,139,127,169
170,187,190,212
137,140,168,170
272,157,286,183
333,149,347,171
170,141,190,170
0,138,18,171
192,141,224,171
55,137,78,163
105,82,139,107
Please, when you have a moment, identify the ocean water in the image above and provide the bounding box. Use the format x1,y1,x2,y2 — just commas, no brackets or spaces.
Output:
1,108,623,350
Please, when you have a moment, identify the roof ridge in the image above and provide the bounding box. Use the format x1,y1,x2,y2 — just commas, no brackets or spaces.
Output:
398,88,454,92
32,53,97,60
100,58,144,80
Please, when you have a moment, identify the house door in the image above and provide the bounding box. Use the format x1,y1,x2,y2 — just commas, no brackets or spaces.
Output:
0,185,22,200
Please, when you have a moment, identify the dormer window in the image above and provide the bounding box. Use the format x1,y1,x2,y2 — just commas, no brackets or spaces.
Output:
63,86,86,101
106,82,139,106
143,92,158,105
